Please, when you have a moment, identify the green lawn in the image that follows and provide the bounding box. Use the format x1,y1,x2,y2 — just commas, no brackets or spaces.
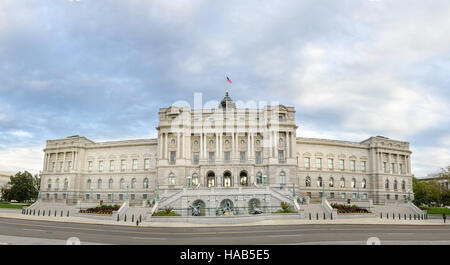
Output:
0,202,31,209
420,207,450,215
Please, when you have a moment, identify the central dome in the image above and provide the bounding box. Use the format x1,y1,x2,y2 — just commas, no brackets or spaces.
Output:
219,90,236,109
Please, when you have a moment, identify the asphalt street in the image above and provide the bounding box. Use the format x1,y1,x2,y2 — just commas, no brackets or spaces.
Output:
0,217,449,245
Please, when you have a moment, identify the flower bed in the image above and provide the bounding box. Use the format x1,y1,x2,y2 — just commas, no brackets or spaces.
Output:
330,203,371,214
79,204,120,215
152,207,181,216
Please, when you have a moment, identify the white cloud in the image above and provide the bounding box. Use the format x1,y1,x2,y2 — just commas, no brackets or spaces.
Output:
9,130,33,138
0,146,44,175
412,146,450,178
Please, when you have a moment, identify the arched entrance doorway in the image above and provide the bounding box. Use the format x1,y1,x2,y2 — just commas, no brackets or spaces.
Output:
223,171,232,188
207,171,215,188
240,171,248,186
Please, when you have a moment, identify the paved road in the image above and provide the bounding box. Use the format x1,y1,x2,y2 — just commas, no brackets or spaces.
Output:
0,217,449,245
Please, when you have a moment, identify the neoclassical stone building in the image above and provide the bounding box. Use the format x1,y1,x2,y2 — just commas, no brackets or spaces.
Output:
39,92,413,209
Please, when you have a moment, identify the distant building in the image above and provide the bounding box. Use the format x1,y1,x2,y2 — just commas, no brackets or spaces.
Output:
420,173,449,190
0,172,13,199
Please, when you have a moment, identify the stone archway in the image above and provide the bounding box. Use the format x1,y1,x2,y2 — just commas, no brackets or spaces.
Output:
207,171,215,188
223,171,232,188
240,171,248,186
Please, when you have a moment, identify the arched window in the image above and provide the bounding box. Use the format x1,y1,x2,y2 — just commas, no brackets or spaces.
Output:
394,180,398,190
87,179,91,189
64,178,68,190
168,173,175,185
279,171,286,185
317,177,323,187
362,179,367,189
401,180,406,190
192,173,199,186
351,178,356,188
143,178,149,189
385,179,390,189
109,178,113,189
329,177,334,187
305,176,311,187
55,178,60,189
97,179,102,189
256,172,263,184
340,177,345,188
47,179,52,189
120,178,125,189
131,178,137,189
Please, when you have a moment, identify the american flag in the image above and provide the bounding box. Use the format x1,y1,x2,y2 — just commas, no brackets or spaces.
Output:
226,76,232,84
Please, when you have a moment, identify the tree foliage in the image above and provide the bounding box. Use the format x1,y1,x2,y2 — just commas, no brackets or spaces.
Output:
413,166,450,206
0,171,40,202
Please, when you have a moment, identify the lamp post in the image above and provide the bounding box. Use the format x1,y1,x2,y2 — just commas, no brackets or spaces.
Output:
126,185,129,201
292,183,295,197
90,188,93,201
263,174,267,188
408,189,411,201
357,187,360,200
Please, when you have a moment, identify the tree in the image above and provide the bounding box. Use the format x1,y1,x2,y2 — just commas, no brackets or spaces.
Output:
2,171,39,202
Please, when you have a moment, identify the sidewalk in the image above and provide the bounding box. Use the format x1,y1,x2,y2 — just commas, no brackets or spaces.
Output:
1,209,448,228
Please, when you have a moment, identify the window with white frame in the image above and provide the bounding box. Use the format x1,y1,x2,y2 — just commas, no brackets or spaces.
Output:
88,161,93,171
121,160,126,171
339,159,345,170
350,160,355,171
328,158,333,169
316,158,322,169
361,161,366,171
144,159,150,170
98,160,103,172
304,157,310,169
132,159,138,170
110,160,115,171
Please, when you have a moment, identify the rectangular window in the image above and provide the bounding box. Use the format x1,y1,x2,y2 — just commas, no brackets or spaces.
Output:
144,158,150,170
63,193,67,199
170,151,176,164
109,160,114,171
240,151,246,162
386,194,390,200
132,159,138,170
383,162,387,173
85,194,89,200
391,163,395,173
255,151,262,164
361,161,366,172
121,160,126,171
278,150,285,163
352,193,356,199
67,161,72,171
131,194,135,200
209,152,215,163
399,164,403,174
193,152,199,164
96,194,100,200
395,194,398,200
350,160,355,171
330,192,335,199
316,158,322,169
143,194,148,199
328,159,333,169
119,194,124,200
88,161,93,171
52,162,56,172
98,160,103,172
108,194,112,201
59,162,63,171
224,152,231,162
339,159,345,170
304,157,310,169
341,193,345,199
363,193,367,200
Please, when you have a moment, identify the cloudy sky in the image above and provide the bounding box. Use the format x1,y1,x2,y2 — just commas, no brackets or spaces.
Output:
0,0,449,177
